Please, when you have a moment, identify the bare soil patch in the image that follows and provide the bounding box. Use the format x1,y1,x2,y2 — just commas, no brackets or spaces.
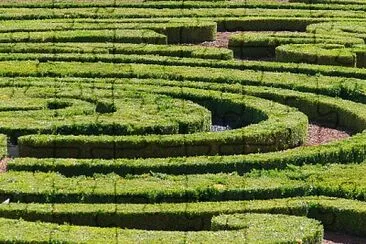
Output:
305,123,350,146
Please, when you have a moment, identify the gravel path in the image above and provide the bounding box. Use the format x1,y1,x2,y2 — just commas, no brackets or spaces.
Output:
0,157,7,173
200,31,241,48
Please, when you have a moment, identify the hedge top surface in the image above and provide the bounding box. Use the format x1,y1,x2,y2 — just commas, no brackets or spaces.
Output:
0,87,213,136
2,162,366,203
0,213,323,243
228,31,364,47
0,0,365,240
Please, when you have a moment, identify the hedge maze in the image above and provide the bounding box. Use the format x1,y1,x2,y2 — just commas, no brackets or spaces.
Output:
0,0,366,243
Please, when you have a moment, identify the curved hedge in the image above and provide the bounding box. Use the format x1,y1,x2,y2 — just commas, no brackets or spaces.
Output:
228,32,364,58
0,20,217,44
0,42,233,60
211,213,323,243
0,87,214,138
2,163,366,204
0,0,365,241
276,44,366,67
11,132,366,175
0,8,365,20
0,197,364,235
0,213,323,243
17,90,307,158
307,21,366,41
0,29,168,44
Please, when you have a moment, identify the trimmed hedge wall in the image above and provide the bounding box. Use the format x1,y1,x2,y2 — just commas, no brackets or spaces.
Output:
0,0,365,240
17,90,307,158
228,32,364,58
0,88,213,141
0,0,363,11
2,51,365,81
0,29,168,44
0,134,6,158
211,213,323,243
0,197,364,236
0,7,364,20
0,59,360,160
0,213,323,243
0,61,364,104
0,42,233,60
11,132,366,175
276,44,366,67
307,21,366,41
0,20,217,44
12,73,366,160
2,163,366,204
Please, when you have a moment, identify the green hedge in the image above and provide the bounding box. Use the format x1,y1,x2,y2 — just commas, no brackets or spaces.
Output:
0,88,213,141
11,132,366,175
276,44,366,67
1,61,363,160
0,29,167,44
0,0,364,11
3,50,366,82
0,197,364,236
0,42,232,60
211,213,323,243
2,163,366,203
0,57,364,105
0,213,323,243
0,134,6,158
0,20,217,44
0,0,365,240
290,0,366,4
307,21,366,41
0,7,364,20
0,60,364,103
216,17,323,32
276,44,355,66
353,44,366,67
18,90,307,158
228,32,364,58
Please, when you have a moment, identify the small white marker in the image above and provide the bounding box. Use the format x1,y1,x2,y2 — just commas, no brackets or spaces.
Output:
1,199,9,204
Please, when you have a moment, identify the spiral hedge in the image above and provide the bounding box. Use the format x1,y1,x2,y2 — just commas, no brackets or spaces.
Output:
0,0,365,243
